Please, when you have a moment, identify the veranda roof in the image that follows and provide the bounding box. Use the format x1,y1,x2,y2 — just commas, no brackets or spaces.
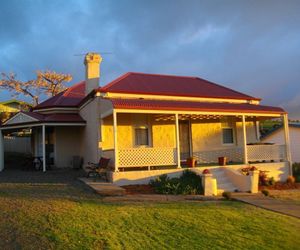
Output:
109,98,285,115
1,111,86,128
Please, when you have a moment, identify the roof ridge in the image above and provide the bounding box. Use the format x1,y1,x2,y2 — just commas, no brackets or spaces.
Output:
126,72,199,79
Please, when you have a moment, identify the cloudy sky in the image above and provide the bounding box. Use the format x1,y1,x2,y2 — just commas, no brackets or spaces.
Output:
0,0,299,118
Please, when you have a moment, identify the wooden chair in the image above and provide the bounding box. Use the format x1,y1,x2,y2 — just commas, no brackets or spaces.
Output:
86,157,110,180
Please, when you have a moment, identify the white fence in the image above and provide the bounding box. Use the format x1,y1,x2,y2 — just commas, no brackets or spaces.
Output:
4,136,31,154
193,147,244,164
118,147,177,167
247,144,286,162
114,144,287,168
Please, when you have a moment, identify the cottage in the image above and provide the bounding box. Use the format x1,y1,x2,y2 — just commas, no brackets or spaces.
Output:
262,124,300,163
0,53,292,190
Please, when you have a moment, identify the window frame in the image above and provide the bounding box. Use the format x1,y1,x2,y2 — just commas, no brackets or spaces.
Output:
222,127,235,145
133,125,151,147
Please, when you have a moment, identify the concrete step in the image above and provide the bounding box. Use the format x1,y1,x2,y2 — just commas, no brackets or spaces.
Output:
218,182,236,191
210,168,238,193
78,178,126,196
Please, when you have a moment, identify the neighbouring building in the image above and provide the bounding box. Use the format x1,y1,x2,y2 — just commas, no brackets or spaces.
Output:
262,124,300,163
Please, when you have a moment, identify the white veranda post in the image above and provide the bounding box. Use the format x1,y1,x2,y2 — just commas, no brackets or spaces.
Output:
242,115,248,164
283,114,292,175
113,111,119,172
175,113,181,168
0,130,4,171
42,125,46,172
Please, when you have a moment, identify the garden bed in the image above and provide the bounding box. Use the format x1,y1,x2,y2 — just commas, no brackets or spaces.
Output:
259,182,300,191
122,184,155,194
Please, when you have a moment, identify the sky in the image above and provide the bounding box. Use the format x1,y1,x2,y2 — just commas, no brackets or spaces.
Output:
0,0,300,118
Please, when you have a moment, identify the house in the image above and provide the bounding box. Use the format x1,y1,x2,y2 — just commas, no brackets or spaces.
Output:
0,100,32,154
261,124,300,163
0,53,292,191
0,99,31,123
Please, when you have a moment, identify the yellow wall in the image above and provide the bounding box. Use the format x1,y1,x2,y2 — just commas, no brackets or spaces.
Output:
191,121,222,151
151,118,176,148
101,115,114,150
101,114,258,152
101,114,176,150
191,119,258,152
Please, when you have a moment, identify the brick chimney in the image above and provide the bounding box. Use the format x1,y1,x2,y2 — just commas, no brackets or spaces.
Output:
84,52,102,95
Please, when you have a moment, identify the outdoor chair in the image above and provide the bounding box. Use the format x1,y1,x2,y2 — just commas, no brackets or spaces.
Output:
86,157,110,180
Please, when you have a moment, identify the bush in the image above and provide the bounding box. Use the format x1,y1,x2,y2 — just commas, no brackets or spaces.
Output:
286,175,295,184
149,170,203,195
259,171,269,186
268,177,275,186
222,191,232,200
258,171,276,186
292,163,300,183
261,190,269,196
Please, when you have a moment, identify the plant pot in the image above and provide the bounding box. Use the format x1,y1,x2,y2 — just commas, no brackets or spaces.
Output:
218,157,227,166
187,158,197,168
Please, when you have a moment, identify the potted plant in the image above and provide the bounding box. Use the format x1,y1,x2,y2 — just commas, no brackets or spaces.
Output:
186,157,197,168
218,156,227,166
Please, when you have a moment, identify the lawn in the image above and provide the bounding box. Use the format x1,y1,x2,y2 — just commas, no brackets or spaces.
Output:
0,178,299,249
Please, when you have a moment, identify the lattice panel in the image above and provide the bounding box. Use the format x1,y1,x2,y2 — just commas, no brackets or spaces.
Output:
193,147,243,164
118,147,177,167
247,144,286,161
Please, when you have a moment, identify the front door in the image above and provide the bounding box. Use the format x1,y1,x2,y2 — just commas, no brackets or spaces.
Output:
179,121,191,160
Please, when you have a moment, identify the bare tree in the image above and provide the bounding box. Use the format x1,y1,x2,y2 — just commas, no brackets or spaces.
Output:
0,71,72,106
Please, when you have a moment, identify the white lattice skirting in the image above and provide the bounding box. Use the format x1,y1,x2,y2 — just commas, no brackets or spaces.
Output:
247,144,286,162
193,147,243,164
118,147,177,167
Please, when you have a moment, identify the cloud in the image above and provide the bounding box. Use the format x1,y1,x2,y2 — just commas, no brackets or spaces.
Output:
0,0,299,117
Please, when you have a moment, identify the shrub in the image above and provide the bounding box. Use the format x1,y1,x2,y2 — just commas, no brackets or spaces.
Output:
268,177,275,186
259,171,269,186
261,190,269,196
292,163,300,183
241,166,257,176
286,175,295,184
149,170,203,195
222,191,232,200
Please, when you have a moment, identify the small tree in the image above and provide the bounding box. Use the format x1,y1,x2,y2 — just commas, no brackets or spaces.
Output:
0,71,72,106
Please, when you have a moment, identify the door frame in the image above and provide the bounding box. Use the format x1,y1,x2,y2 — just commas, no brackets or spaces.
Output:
179,119,193,160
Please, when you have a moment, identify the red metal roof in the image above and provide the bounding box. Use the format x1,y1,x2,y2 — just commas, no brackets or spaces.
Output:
100,72,260,101
0,112,86,128
23,112,86,123
109,98,285,114
34,81,86,110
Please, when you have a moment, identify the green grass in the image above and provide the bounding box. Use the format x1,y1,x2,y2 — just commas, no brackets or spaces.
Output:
0,183,299,249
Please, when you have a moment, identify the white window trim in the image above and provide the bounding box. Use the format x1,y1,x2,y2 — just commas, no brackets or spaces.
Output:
133,125,152,147
221,127,236,146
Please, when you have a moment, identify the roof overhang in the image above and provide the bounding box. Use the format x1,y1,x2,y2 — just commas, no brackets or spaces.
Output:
108,98,286,117
1,111,86,130
1,121,86,130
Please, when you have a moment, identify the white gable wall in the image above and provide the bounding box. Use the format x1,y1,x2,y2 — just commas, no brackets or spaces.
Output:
261,126,300,163
4,112,37,125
